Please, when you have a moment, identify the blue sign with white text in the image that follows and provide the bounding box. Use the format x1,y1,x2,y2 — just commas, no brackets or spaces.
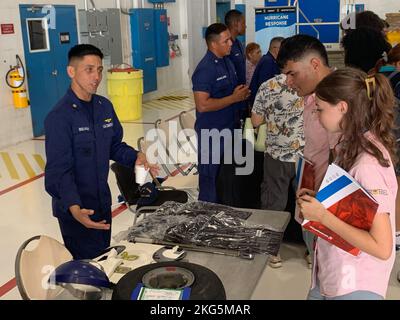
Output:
255,7,297,54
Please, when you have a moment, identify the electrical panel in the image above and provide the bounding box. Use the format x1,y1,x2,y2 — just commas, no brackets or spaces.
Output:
130,8,157,93
78,9,123,65
154,9,169,67
107,9,124,66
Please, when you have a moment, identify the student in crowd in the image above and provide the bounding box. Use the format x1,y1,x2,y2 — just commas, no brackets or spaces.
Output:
245,42,262,86
342,26,392,73
248,37,284,106
192,23,250,203
375,44,400,98
298,68,397,300
341,10,387,37
251,73,305,268
277,35,337,262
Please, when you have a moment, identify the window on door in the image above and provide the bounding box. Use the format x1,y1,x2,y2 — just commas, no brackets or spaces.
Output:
26,18,50,52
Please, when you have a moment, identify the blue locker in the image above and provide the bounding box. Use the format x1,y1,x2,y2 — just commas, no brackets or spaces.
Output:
154,9,169,67
130,9,157,93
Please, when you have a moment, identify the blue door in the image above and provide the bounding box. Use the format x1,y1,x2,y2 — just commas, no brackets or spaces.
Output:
20,5,78,137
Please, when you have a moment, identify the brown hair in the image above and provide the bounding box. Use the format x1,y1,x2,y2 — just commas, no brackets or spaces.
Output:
374,44,400,72
315,68,397,171
245,42,260,60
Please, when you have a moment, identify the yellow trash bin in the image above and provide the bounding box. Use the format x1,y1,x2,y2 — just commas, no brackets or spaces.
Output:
107,66,143,121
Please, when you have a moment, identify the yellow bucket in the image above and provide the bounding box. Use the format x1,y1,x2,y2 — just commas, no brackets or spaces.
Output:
107,66,143,121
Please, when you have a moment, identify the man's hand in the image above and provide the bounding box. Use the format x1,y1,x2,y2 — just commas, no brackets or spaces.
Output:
69,205,110,230
135,151,160,177
232,85,251,102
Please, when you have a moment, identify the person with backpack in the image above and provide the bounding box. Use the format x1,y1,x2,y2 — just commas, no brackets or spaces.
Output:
375,44,400,99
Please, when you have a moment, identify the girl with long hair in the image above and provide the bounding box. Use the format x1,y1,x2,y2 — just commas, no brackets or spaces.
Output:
298,68,398,299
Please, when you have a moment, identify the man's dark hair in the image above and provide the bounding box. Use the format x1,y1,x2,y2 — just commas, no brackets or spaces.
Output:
205,23,228,46
342,27,392,73
277,34,329,68
224,9,243,27
68,44,104,64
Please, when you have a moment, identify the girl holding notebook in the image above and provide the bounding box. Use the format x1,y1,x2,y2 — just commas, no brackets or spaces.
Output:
297,68,397,300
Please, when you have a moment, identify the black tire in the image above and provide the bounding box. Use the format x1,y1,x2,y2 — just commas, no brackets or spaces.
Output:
112,261,226,300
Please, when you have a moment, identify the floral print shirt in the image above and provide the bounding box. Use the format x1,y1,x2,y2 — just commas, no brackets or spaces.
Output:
252,74,305,162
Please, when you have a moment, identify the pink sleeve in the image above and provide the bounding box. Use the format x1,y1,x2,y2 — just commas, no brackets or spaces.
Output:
351,164,394,215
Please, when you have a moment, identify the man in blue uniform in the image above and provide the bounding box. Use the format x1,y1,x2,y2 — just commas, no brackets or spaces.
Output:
192,23,250,203
44,44,157,259
225,9,246,86
248,37,284,106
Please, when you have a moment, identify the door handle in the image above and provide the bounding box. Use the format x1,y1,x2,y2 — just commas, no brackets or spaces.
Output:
52,70,58,76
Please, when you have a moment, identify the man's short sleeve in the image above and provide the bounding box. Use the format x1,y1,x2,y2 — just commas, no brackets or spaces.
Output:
192,65,214,94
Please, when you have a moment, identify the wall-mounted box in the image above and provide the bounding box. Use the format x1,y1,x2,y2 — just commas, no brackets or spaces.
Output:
96,10,108,32
154,9,169,67
79,9,123,65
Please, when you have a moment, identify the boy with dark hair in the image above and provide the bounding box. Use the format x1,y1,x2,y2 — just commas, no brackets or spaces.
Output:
277,34,338,266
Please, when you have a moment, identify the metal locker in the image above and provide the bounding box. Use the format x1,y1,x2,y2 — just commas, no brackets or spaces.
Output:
130,8,157,93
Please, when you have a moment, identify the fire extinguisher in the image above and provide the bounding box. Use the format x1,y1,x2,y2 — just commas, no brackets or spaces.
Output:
5,55,29,108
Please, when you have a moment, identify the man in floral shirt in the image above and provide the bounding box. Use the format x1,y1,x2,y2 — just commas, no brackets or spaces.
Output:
251,73,305,267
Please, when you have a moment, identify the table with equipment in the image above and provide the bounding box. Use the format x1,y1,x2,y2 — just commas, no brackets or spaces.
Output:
111,207,290,300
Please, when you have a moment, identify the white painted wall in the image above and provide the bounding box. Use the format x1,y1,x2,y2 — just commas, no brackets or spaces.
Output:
0,0,189,149
362,0,400,18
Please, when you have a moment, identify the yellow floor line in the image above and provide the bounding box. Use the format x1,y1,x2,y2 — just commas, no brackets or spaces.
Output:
33,154,46,171
1,152,19,180
17,153,36,178
158,100,184,110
